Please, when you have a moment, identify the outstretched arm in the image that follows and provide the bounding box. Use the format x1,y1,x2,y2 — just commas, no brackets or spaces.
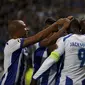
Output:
32,36,65,80
22,16,73,48
40,18,72,47
33,51,60,80
33,56,57,79
22,21,58,47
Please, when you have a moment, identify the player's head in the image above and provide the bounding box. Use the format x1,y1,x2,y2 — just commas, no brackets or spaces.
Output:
8,20,29,38
67,18,81,34
44,17,57,37
80,19,85,34
45,17,56,26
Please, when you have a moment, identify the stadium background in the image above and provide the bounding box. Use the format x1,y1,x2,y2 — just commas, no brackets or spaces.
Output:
0,0,85,84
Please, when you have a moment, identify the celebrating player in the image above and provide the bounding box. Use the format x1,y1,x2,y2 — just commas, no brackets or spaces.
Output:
0,16,72,85
33,18,85,85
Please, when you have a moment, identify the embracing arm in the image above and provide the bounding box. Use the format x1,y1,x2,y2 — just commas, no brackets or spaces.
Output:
22,21,58,47
40,18,71,47
22,16,73,48
33,51,60,80
32,36,65,80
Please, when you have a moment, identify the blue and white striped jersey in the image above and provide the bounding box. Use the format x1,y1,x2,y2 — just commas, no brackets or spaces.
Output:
0,38,27,85
33,42,58,85
55,34,85,85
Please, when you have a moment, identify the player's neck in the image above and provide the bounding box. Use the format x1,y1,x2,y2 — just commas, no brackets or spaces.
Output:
9,35,18,39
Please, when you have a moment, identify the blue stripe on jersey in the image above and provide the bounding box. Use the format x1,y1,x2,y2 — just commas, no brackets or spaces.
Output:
36,64,57,85
15,38,25,85
20,38,24,48
0,38,24,85
82,79,85,85
33,44,52,85
16,53,25,85
65,76,73,85
41,69,50,85
33,47,46,74
4,48,22,85
33,43,58,85
56,54,65,85
63,34,72,41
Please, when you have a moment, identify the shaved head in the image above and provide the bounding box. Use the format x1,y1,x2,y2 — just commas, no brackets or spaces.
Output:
8,20,26,38
67,18,81,34
8,20,26,31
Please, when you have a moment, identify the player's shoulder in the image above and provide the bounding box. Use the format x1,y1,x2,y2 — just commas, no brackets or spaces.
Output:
4,38,23,52
57,34,73,43
57,36,64,42
56,36,64,45
4,38,24,50
6,38,21,46
63,34,73,41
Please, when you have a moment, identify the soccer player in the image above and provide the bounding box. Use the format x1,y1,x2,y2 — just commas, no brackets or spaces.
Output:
31,18,58,85
0,17,72,85
33,18,85,85
31,16,73,85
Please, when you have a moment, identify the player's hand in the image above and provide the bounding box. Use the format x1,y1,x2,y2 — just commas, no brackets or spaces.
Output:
63,18,71,29
30,78,37,85
56,18,65,25
61,16,73,28
56,16,73,25
67,16,73,20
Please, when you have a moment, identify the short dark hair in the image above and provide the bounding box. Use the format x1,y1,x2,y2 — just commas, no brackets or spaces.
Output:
67,18,81,34
45,17,56,25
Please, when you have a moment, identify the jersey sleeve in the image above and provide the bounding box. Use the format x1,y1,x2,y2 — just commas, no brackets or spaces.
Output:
6,38,24,52
49,37,65,62
55,37,65,56
33,37,65,80
33,57,56,80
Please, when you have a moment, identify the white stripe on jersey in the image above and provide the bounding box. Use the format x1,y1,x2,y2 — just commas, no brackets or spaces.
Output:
15,53,22,83
1,72,8,85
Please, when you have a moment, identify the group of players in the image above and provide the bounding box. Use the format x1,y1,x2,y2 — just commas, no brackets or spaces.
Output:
0,15,85,85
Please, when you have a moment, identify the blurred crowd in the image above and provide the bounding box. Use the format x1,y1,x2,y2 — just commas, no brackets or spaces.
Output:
0,0,85,41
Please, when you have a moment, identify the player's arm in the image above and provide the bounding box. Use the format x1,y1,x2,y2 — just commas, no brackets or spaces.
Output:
22,17,73,48
40,18,71,47
22,21,59,48
32,37,65,80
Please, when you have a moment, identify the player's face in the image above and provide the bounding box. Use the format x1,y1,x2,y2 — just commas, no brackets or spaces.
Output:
24,27,30,37
80,21,85,34
18,21,30,37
